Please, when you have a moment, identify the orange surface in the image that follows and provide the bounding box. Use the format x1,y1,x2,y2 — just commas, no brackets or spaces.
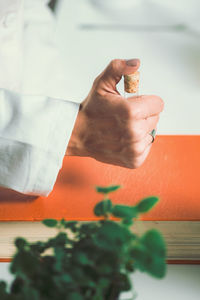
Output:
0,135,200,221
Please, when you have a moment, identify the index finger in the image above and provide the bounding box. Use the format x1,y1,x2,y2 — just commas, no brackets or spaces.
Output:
128,95,164,119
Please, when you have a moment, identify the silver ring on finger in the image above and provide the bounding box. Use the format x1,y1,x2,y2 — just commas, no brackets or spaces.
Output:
149,129,156,143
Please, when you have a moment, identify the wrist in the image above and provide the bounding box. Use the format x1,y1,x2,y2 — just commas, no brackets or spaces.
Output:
66,107,89,157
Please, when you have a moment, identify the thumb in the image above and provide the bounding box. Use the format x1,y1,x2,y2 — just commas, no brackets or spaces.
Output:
99,58,140,91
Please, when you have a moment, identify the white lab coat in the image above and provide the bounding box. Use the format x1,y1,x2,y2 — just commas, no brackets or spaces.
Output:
0,0,81,196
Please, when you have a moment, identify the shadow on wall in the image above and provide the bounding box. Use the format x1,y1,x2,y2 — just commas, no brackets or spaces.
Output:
0,187,38,202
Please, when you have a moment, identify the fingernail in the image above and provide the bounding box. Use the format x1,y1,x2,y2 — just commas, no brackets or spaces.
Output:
125,59,138,67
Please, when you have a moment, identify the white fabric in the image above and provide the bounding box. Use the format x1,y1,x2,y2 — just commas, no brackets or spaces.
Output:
0,0,81,196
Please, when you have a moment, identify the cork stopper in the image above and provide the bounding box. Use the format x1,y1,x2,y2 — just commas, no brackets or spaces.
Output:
124,71,140,94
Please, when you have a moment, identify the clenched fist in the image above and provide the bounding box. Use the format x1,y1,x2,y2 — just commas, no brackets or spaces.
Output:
66,59,164,169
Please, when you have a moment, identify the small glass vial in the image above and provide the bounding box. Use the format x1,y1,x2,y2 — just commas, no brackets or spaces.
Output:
123,71,140,98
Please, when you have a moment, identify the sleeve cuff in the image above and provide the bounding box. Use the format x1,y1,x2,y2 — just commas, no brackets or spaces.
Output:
0,98,80,196
31,98,80,196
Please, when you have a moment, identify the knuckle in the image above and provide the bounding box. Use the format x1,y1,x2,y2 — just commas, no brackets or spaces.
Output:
123,103,134,120
157,96,164,110
125,142,146,168
95,86,106,97
93,77,97,84
130,106,142,120
92,76,100,88
132,142,145,156
131,124,144,141
133,157,143,169
155,114,160,125
160,98,165,111
127,156,143,169
92,78,106,97
153,95,165,111
126,162,135,169
110,59,119,70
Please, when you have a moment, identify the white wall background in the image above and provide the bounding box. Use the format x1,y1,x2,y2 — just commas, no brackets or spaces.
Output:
55,0,200,134
0,263,200,299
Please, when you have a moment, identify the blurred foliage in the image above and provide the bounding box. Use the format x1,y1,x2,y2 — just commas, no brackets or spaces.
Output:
0,185,167,300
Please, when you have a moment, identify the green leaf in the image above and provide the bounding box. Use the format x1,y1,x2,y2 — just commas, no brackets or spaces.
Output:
136,196,159,213
75,252,91,265
130,230,167,278
141,229,166,258
61,274,73,283
130,244,148,272
125,260,135,272
116,273,131,291
0,281,7,296
98,277,110,289
94,221,132,250
30,241,46,254
46,232,67,249
132,246,166,278
23,286,39,300
64,221,78,232
148,256,167,278
67,292,83,300
54,247,65,271
97,264,113,274
112,205,138,219
55,232,68,246
42,219,58,227
60,218,66,227
0,281,6,290
95,185,121,194
121,218,134,226
15,238,27,250
11,251,38,276
10,277,24,294
94,199,113,216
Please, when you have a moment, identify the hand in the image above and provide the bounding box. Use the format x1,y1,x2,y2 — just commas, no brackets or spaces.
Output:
66,59,164,169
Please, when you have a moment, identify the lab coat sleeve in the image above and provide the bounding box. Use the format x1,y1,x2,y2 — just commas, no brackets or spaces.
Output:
0,0,81,196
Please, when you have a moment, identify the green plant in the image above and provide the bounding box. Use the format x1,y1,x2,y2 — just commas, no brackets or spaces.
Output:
0,185,167,300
